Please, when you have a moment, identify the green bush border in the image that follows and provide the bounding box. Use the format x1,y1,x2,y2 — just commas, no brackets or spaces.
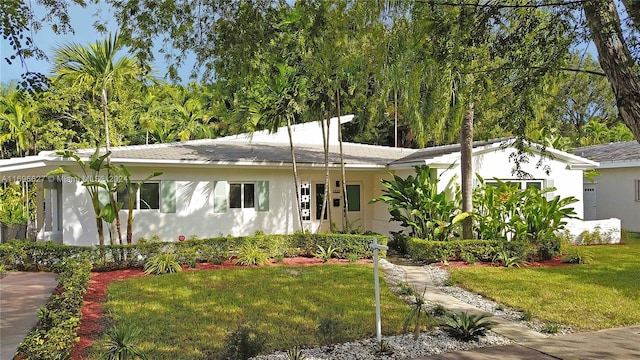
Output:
407,238,534,263
0,234,386,272
16,256,92,360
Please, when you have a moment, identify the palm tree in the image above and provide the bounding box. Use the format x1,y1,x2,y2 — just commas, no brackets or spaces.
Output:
52,32,140,153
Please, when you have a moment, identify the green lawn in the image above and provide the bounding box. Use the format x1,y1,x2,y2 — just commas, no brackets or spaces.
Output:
101,264,409,359
449,232,640,330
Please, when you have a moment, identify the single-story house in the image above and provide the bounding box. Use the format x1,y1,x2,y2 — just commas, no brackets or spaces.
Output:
0,115,599,246
572,141,640,232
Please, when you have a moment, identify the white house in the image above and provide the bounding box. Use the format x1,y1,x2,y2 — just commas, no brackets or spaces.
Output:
572,141,640,232
0,115,599,246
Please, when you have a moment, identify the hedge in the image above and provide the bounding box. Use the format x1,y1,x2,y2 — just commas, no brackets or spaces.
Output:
16,256,92,360
0,234,386,271
407,238,534,263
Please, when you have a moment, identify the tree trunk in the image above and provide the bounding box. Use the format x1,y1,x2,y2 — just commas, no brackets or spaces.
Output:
584,1,640,142
102,88,111,152
286,116,304,231
127,207,134,245
394,89,398,148
461,102,474,239
319,114,330,233
337,90,349,232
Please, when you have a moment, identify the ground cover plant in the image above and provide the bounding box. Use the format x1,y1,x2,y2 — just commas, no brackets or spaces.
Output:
100,265,408,359
447,232,640,330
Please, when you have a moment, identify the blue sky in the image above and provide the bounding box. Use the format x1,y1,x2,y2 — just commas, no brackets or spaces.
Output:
0,2,195,85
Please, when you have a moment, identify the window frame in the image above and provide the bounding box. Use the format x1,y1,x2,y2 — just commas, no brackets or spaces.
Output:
117,182,161,211
229,182,256,210
635,180,640,202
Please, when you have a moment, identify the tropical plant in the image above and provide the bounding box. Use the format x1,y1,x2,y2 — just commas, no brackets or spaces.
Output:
314,244,336,262
542,323,562,334
222,323,266,360
233,243,269,266
492,247,529,268
144,253,182,275
116,165,163,244
371,165,468,240
402,288,428,340
441,312,495,342
47,148,111,245
285,346,306,360
52,32,141,153
373,340,394,356
0,183,29,226
562,248,594,264
101,324,148,360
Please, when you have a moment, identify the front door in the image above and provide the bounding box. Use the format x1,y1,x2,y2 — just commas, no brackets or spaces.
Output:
584,183,597,220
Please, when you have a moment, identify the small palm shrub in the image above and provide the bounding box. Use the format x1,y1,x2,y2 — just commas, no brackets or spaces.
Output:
285,346,306,360
233,243,269,266
222,323,266,360
562,247,594,264
314,244,337,262
492,248,528,268
101,324,147,360
144,253,182,275
403,289,429,340
441,312,495,341
373,340,394,356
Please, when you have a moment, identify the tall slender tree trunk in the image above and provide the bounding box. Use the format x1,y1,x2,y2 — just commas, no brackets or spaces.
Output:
102,88,111,152
584,1,640,142
337,90,349,232
461,102,474,239
286,117,304,231
394,89,398,148
319,114,332,233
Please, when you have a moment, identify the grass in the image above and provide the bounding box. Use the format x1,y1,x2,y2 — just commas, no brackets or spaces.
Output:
100,264,409,359
448,231,640,331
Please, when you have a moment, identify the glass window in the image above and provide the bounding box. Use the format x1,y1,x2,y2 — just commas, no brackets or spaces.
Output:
229,183,255,209
229,183,242,208
117,187,134,210
140,183,160,209
346,185,361,212
315,184,327,220
244,183,255,208
525,181,542,190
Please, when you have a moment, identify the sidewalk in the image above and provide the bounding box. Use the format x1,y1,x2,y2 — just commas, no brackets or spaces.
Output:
392,264,640,359
0,272,58,360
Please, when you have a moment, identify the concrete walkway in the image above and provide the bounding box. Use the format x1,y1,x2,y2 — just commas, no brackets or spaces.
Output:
0,272,58,360
392,264,640,360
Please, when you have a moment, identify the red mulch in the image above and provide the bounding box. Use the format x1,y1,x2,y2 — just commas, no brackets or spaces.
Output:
434,255,573,269
69,257,372,359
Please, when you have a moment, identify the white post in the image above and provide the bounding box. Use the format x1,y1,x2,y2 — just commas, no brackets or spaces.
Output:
370,237,389,343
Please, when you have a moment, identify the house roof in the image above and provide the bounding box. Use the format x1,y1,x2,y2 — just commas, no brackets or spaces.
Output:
390,138,511,166
571,141,640,163
66,140,415,168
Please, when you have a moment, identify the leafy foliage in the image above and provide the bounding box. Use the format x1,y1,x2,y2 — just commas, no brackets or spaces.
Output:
562,247,594,264
441,312,495,342
371,165,468,240
222,323,266,360
402,288,429,340
101,324,148,360
233,243,269,266
314,244,336,262
144,253,182,275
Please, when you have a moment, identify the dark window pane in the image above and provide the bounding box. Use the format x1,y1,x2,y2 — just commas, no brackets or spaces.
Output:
315,184,327,220
117,187,132,210
244,183,255,208
229,183,242,208
526,181,542,190
346,185,360,212
140,183,160,209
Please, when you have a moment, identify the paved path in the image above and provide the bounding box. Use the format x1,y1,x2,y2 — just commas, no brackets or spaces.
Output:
391,263,640,360
0,272,58,360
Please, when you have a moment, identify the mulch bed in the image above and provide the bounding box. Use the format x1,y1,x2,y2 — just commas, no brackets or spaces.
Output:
69,257,372,359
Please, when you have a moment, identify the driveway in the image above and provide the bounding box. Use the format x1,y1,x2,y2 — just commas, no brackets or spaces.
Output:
0,272,58,360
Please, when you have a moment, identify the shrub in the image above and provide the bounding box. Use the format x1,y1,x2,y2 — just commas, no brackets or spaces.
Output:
430,304,447,317
16,256,92,359
373,340,394,356
441,312,495,341
520,310,533,321
222,323,266,360
101,324,148,360
562,247,594,264
542,323,562,334
402,289,429,340
492,247,529,268
233,243,269,266
397,282,416,296
285,347,307,360
314,244,336,262
144,253,182,275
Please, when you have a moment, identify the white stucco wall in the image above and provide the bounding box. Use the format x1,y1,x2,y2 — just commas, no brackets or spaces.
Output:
564,218,621,244
589,167,640,232
59,166,387,245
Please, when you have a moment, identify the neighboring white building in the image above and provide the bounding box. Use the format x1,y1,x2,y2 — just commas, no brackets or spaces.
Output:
0,115,598,246
572,141,640,232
